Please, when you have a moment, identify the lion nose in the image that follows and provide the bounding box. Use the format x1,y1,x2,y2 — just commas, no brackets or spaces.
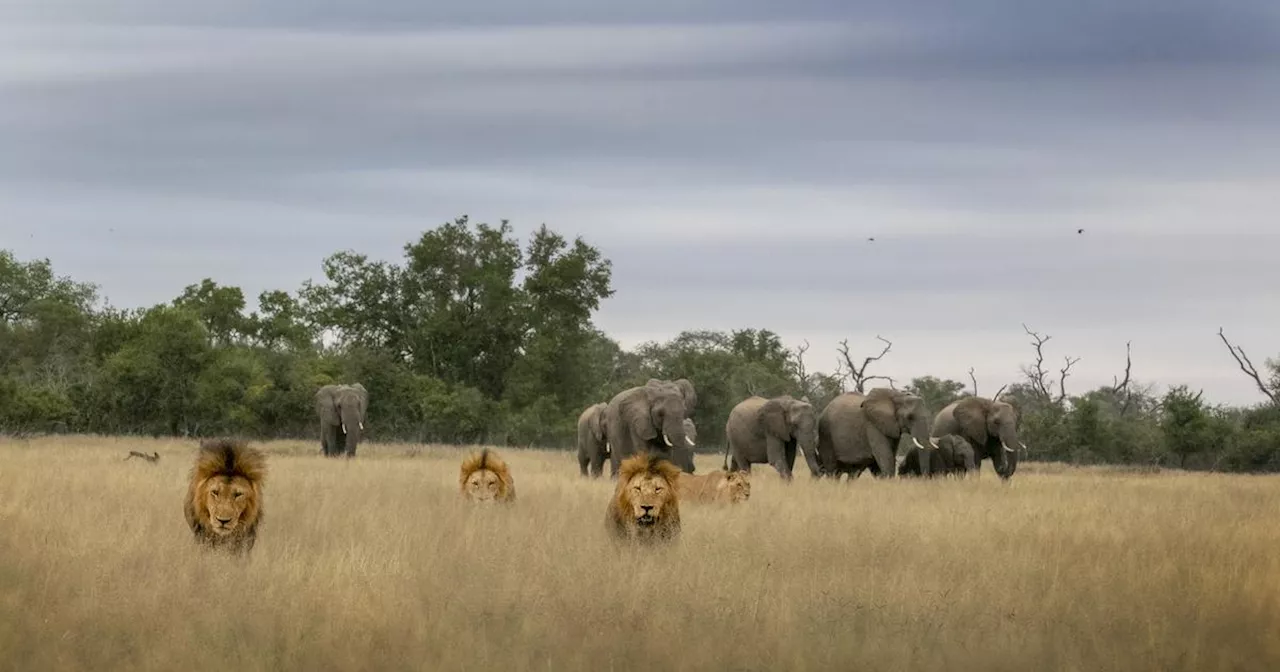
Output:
216,517,232,525
640,505,653,514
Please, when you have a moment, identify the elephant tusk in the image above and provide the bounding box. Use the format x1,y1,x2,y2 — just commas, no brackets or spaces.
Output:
685,436,696,447
1003,442,1015,453
911,436,925,450
341,423,347,434
928,437,940,449
663,434,674,448
359,422,364,431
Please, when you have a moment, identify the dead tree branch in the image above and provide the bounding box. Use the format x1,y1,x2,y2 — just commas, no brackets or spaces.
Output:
1109,341,1134,415
967,367,978,397
1020,323,1078,405
992,384,1008,401
1217,328,1278,404
836,336,896,393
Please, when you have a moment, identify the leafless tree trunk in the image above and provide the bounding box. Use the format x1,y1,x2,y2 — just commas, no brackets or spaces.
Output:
1217,328,1277,404
836,336,896,393
1019,324,1078,405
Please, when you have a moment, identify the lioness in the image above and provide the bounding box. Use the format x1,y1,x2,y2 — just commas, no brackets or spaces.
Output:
605,451,681,544
677,469,750,504
183,438,266,555
459,448,516,503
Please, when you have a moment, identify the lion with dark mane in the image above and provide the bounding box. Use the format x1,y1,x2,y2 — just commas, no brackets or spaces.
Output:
183,438,266,555
605,451,682,544
459,448,516,503
677,469,750,505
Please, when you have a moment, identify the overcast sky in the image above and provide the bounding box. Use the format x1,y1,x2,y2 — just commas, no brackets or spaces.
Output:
3,1,1279,404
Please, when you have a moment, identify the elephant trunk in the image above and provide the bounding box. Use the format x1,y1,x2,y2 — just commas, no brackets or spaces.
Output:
995,426,1020,477
661,414,695,473
798,430,822,478
341,403,363,457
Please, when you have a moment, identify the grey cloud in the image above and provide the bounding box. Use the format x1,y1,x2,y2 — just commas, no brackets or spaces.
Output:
2,1,1279,406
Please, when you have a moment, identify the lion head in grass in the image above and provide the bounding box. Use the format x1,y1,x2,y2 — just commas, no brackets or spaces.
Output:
183,438,266,555
459,449,516,503
677,469,751,505
606,452,682,544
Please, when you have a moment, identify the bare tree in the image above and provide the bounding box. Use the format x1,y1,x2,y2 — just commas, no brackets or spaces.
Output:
836,335,896,393
967,367,979,397
1019,323,1078,405
792,340,810,397
992,383,1008,401
1217,328,1278,404
1109,340,1135,416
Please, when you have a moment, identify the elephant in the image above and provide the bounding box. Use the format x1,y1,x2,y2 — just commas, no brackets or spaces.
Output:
603,379,697,476
314,383,368,458
576,402,609,478
816,388,936,479
722,395,820,481
898,434,975,478
648,377,697,417
931,396,1026,480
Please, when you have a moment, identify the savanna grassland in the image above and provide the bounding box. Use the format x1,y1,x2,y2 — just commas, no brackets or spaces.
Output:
1,437,1277,672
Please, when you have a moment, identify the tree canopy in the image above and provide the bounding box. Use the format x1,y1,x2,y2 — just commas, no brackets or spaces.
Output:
2,219,1278,472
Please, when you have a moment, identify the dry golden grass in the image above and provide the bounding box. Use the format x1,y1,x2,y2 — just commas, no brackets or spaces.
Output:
1,435,1278,671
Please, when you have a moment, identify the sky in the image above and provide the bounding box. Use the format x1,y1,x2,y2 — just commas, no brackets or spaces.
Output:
2,1,1279,404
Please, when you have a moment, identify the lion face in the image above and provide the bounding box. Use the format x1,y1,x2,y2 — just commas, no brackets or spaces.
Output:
464,468,504,502
719,471,751,503
626,472,672,527
201,474,255,535
459,449,516,503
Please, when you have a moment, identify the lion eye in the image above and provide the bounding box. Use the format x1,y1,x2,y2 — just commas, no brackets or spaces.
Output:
233,492,243,499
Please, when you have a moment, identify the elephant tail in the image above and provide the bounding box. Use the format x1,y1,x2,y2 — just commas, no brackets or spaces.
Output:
722,442,730,471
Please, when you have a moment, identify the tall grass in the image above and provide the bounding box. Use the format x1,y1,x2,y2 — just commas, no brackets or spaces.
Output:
1,436,1277,671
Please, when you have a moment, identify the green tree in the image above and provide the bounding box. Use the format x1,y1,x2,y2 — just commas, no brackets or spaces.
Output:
905,376,967,415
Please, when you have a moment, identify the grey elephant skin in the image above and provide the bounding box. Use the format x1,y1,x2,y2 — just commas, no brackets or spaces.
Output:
603,378,697,476
931,396,1025,480
723,395,820,481
816,388,936,479
899,434,975,477
576,402,609,477
314,383,368,458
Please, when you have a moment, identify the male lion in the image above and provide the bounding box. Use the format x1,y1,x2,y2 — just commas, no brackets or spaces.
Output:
605,452,682,544
183,438,266,555
459,448,516,503
677,469,751,504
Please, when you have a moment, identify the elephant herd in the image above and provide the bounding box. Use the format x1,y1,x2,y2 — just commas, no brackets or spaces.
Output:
577,381,1027,482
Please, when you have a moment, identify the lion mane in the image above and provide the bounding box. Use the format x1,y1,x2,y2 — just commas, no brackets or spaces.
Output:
459,448,516,503
677,469,751,505
605,451,682,544
183,438,266,555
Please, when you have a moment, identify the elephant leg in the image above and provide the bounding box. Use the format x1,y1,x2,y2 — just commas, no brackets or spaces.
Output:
865,427,897,478
784,440,798,475
578,450,589,476
765,437,792,481
322,424,340,457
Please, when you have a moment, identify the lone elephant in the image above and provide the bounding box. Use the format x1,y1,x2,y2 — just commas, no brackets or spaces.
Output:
723,395,820,481
899,434,975,478
315,383,368,458
931,396,1025,480
816,388,936,479
576,402,609,477
603,379,697,476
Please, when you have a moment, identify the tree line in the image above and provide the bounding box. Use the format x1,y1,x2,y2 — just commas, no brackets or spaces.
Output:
2,216,1278,472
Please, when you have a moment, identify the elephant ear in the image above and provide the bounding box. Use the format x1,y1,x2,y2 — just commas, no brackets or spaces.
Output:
860,388,899,438
627,387,660,441
759,398,790,440
953,398,990,445
590,404,607,443
682,417,697,446
673,378,697,416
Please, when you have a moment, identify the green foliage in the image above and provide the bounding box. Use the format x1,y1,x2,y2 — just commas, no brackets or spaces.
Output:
2,228,1280,472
